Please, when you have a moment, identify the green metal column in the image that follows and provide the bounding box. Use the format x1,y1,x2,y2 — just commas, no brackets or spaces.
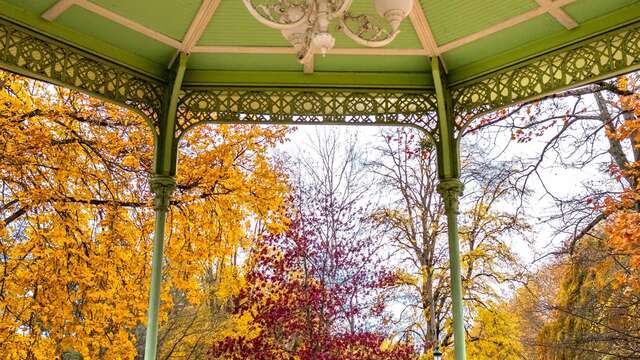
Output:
436,178,466,359
431,57,467,360
143,52,188,360
144,175,176,359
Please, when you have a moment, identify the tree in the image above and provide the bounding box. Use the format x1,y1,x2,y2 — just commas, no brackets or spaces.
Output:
368,128,528,355
0,72,289,359
509,262,565,358
288,130,394,334
210,130,417,359
602,74,640,287
536,236,640,359
464,72,640,358
466,73,640,257
209,219,416,360
466,303,524,359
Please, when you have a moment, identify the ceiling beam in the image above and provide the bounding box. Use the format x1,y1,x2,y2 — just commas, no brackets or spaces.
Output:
438,0,575,53
75,0,182,48
408,0,439,56
303,56,314,74
191,46,429,56
181,0,222,53
42,0,76,21
42,0,182,49
535,0,578,29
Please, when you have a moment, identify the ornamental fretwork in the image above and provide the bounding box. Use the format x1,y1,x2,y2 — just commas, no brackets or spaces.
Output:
175,88,438,138
0,20,164,127
451,22,640,131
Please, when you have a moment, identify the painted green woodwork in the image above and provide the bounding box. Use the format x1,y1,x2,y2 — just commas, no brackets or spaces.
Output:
442,15,565,71
188,53,303,72
448,2,640,84
198,0,289,47
3,0,58,14
432,57,457,180
145,175,177,360
182,70,433,89
452,21,640,128
1,0,638,87
421,0,538,45
331,0,422,49
315,55,430,72
2,13,640,140
188,50,428,75
144,52,186,360
564,0,639,23
0,18,164,126
432,56,466,360
158,53,188,176
0,0,167,79
190,54,426,75
199,0,423,49
90,0,199,41
175,87,437,138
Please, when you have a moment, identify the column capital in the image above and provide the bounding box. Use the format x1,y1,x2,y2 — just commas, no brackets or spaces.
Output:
437,178,463,214
150,174,176,211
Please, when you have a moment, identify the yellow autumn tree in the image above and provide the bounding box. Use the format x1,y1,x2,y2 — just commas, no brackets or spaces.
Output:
0,72,289,359
465,303,524,359
604,75,640,287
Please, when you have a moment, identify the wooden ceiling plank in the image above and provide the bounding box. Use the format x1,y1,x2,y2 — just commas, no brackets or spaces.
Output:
181,0,222,53
438,0,575,53
42,0,77,21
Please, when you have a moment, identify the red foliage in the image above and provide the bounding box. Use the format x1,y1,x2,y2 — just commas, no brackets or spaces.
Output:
209,219,416,359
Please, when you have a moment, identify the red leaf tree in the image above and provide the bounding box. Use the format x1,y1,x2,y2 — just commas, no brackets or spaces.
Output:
210,131,417,359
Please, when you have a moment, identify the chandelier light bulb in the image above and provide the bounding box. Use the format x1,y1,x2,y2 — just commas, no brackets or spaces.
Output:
312,32,335,57
375,0,414,31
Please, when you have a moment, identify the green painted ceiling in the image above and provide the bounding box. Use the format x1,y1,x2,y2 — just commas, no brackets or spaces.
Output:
0,0,638,87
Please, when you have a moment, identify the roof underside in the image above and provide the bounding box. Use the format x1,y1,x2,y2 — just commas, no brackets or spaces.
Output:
1,0,639,88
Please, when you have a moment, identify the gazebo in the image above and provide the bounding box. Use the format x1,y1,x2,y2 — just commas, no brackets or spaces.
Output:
0,1,638,359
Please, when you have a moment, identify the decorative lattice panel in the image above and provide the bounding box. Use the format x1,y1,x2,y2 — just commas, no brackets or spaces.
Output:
0,20,165,127
451,22,640,129
176,88,438,137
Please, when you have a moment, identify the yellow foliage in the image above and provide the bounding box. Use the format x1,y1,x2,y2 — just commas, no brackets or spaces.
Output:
0,73,290,358
465,303,524,359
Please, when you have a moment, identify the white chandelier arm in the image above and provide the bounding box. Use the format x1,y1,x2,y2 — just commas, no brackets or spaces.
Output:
338,17,399,48
242,0,309,30
330,0,353,18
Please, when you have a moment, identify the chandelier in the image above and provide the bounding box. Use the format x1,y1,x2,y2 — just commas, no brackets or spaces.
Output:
243,0,414,63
